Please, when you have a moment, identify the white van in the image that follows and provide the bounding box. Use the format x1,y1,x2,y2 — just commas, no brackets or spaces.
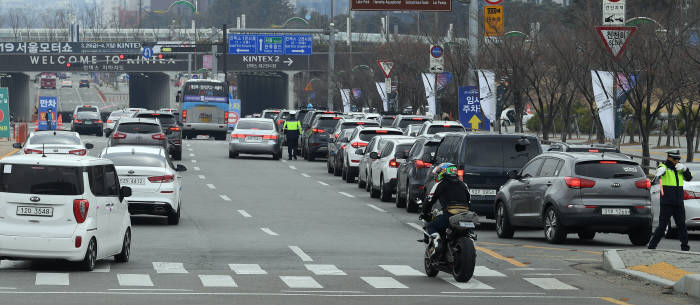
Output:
0,155,133,271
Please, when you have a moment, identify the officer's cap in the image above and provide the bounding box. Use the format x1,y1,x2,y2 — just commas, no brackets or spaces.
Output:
666,149,681,159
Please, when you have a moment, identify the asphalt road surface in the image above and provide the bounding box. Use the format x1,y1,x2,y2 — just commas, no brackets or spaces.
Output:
0,136,696,305
37,83,126,117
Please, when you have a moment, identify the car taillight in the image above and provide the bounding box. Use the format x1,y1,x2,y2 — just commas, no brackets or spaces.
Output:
357,122,365,125
443,125,453,127
340,145,346,150
412,118,424,120
333,117,341,120
334,134,339,139
635,178,651,189
112,132,127,139
415,160,432,168
564,177,596,188
73,114,77,119
152,133,166,140
73,199,89,224
69,149,87,156
389,158,399,168
277,119,283,125
182,110,187,122
231,134,245,139
75,236,82,248
263,135,278,140
600,161,617,164
375,130,388,134
169,126,181,131
351,142,368,148
107,120,113,123
588,149,599,152
24,148,42,154
313,128,325,133
74,120,83,124
96,120,103,123
225,112,229,121
457,169,464,181
148,175,175,183
684,190,700,200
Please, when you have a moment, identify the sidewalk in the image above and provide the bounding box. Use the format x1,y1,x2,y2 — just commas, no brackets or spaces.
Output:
603,249,700,297
0,140,18,159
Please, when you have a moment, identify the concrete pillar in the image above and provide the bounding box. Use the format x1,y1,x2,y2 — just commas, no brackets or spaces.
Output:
2,73,31,121
283,71,299,109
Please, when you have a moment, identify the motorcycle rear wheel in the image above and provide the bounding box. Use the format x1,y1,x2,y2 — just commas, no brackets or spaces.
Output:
452,237,476,282
424,251,439,277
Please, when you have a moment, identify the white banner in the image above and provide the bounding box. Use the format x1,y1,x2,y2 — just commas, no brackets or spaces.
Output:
591,70,616,140
339,88,352,113
478,70,496,122
375,82,388,112
421,72,436,116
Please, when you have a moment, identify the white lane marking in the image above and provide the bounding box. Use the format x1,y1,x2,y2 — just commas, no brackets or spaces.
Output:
366,204,386,213
305,264,346,275
152,262,188,274
442,277,494,289
289,165,297,170
193,167,201,171
361,277,408,289
187,148,193,151
220,195,231,201
109,288,190,291
301,173,311,178
199,275,237,288
198,175,206,180
281,160,287,163
261,228,279,236
91,262,111,273
35,273,69,286
407,222,426,234
507,268,561,271
289,246,313,262
523,273,580,276
229,264,267,275
280,276,323,289
523,278,578,290
192,160,198,163
237,210,252,218
189,153,195,157
474,266,506,277
379,265,424,276
317,181,329,186
117,274,154,287
206,184,216,190
339,192,355,198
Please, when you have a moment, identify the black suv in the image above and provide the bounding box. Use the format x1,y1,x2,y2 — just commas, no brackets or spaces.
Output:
395,134,445,212
72,111,103,136
133,111,183,160
426,133,541,218
302,114,342,161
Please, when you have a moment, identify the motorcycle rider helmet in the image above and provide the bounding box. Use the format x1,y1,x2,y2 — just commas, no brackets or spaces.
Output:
435,162,458,182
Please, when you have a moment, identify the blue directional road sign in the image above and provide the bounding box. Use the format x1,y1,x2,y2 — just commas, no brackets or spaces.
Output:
258,35,284,55
228,34,258,54
284,35,313,55
459,86,488,131
142,46,153,59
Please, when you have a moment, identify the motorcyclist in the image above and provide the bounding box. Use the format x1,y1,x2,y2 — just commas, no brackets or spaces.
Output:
421,163,471,257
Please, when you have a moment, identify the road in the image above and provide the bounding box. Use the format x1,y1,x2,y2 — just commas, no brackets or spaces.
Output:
0,136,696,305
35,82,128,117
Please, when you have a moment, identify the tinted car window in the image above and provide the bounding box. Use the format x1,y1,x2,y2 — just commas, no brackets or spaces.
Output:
358,130,403,141
427,125,465,134
521,158,544,177
396,144,413,157
77,112,100,120
236,121,274,130
575,161,644,179
343,122,379,130
381,117,395,126
77,107,97,112
409,140,426,159
0,164,83,195
539,158,562,177
104,165,119,196
104,153,166,167
398,118,430,128
466,139,502,167
316,118,341,129
381,142,394,157
135,114,176,126
117,123,161,133
263,112,279,119
28,134,80,145
503,138,540,168
88,165,106,196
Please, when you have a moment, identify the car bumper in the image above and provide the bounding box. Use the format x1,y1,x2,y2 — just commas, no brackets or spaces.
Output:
128,197,177,216
0,232,91,261
229,141,280,154
472,197,497,218
308,144,328,156
561,207,652,232
183,123,227,132
74,124,102,130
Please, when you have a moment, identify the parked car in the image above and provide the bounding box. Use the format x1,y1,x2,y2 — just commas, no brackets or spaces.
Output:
328,129,356,176
547,142,620,153
495,152,652,245
0,154,133,270
390,115,432,133
229,118,282,160
109,118,168,150
396,134,445,212
16,131,93,155
104,110,129,137
342,127,404,183
650,162,700,237
368,138,417,201
132,111,183,160
426,133,542,218
416,121,466,136
100,146,186,225
302,114,342,161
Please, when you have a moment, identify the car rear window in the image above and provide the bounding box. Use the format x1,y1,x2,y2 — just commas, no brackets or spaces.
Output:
0,164,83,195
427,125,465,134
398,118,430,128
76,112,100,120
117,123,161,133
342,122,379,130
359,130,403,141
316,117,341,129
135,114,176,126
29,134,80,145
77,107,97,112
575,161,644,179
466,137,540,168
263,111,280,119
103,153,166,168
381,117,396,126
396,144,413,156
236,121,274,130
566,147,619,153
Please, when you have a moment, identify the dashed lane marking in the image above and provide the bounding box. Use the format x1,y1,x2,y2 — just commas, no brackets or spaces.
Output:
91,262,111,273
261,228,279,236
474,266,506,277
220,195,231,201
198,175,205,179
237,210,252,218
117,274,154,287
317,181,329,186
280,276,323,289
189,153,195,157
379,265,424,276
193,167,200,171
289,165,297,170
301,173,311,178
366,204,386,213
199,275,237,288
523,278,578,290
192,160,197,163
206,184,216,190
35,273,69,286
289,246,313,262
361,277,408,289
339,192,355,198
305,264,346,275
152,262,188,274
442,277,494,290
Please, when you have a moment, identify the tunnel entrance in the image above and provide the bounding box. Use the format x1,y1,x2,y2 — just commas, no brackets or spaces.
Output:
236,72,288,116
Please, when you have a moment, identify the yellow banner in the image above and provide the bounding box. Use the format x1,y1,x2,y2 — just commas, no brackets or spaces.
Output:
484,5,504,37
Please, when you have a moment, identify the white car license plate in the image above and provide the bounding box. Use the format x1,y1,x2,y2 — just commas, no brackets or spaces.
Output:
16,206,53,217
119,177,146,185
246,136,262,142
84,121,92,124
459,221,475,228
469,189,496,196
601,208,630,215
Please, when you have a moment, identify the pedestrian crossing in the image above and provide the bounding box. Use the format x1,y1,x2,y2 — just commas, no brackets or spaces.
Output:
2,262,580,291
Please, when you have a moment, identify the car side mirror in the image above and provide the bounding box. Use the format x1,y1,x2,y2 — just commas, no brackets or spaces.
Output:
370,152,379,159
355,148,364,155
176,164,187,172
12,143,21,149
507,170,521,180
85,143,94,149
119,186,132,201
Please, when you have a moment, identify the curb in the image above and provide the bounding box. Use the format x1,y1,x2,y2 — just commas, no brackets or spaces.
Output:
602,249,675,287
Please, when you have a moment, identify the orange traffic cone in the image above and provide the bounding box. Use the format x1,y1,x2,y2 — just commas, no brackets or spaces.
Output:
57,114,63,130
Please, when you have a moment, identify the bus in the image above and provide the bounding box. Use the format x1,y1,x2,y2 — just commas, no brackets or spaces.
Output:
178,79,229,140
40,72,57,89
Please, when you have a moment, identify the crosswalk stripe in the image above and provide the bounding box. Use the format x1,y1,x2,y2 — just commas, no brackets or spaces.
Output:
305,264,347,275
361,277,408,289
379,265,425,276
474,266,506,277
229,264,267,275
117,274,154,287
199,275,237,288
91,262,111,273
524,277,578,290
35,273,69,286
442,277,494,289
152,262,188,274
280,276,323,289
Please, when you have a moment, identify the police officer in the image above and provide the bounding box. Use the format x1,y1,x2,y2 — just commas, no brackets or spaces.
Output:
648,149,693,251
282,114,301,160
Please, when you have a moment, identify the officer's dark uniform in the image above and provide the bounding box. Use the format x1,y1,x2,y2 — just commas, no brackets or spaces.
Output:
282,116,301,160
648,149,693,251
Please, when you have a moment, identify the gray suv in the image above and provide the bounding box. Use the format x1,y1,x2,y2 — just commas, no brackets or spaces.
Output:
109,118,168,150
495,152,652,245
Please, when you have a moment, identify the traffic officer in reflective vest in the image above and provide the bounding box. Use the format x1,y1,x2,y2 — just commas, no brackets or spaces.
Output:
648,149,693,251
282,114,301,160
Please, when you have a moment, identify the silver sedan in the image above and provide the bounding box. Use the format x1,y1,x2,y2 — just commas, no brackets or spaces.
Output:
228,118,282,160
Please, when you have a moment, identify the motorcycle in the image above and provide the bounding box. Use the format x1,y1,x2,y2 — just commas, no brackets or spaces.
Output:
417,198,478,283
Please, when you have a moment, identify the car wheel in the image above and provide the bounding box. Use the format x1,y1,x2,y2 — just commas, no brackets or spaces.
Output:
543,207,566,244
80,238,97,271
495,202,515,238
327,159,333,173
578,232,595,240
369,176,380,198
168,205,181,225
406,186,419,213
273,151,282,160
308,151,315,161
358,171,366,189
380,177,392,202
228,150,236,159
395,182,406,208
96,130,103,137
629,227,652,246
365,171,372,192
345,164,355,183
341,165,347,180
114,228,131,263
333,160,342,176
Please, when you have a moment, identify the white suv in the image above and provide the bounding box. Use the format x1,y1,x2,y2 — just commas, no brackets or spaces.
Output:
341,127,403,183
369,138,417,202
0,154,133,271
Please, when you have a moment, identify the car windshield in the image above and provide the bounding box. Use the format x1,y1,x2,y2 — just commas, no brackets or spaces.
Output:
28,134,80,145
316,118,341,129
76,112,100,120
236,121,274,130
117,123,160,134
359,130,403,141
104,153,166,168
77,107,97,112
399,118,429,128
575,161,645,179
0,164,83,195
427,125,465,134
135,114,176,126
